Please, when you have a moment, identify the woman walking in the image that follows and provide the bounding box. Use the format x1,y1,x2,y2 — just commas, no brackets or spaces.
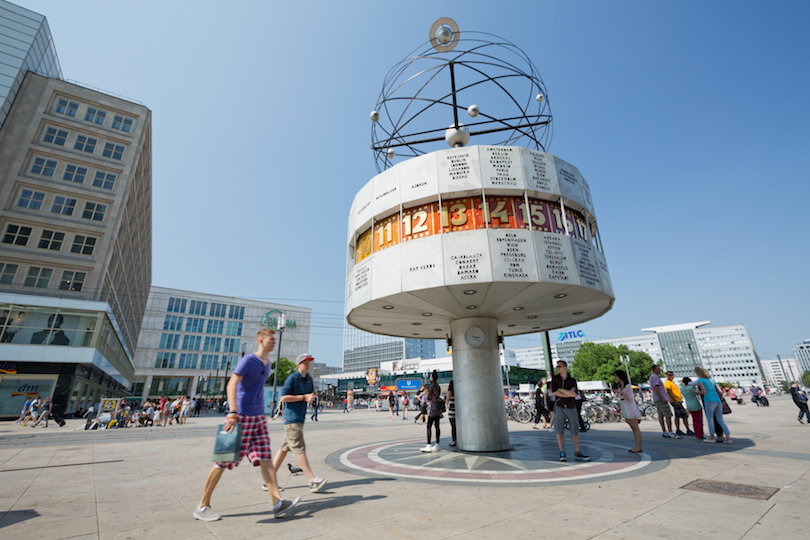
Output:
447,380,457,446
614,370,642,453
421,371,442,452
692,366,732,444
532,378,550,429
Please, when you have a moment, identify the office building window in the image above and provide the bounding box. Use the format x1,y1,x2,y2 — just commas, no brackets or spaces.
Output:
23,267,52,288
92,171,116,190
206,319,224,334
228,305,245,320
189,300,207,315
210,303,227,318
155,352,176,369
182,335,202,351
38,230,65,251
226,321,243,336
102,143,124,160
51,196,77,216
58,271,86,291
203,337,221,352
160,333,181,350
223,338,241,354
2,225,32,246
167,297,187,313
178,353,198,370
164,315,184,331
70,235,97,255
17,190,46,210
31,157,58,177
55,99,78,117
74,135,97,153
84,107,106,125
63,164,87,183
0,263,18,284
185,317,205,333
200,354,219,370
112,115,133,132
81,202,106,222
43,127,68,146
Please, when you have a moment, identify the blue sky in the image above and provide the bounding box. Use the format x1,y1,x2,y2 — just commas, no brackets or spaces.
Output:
16,1,809,365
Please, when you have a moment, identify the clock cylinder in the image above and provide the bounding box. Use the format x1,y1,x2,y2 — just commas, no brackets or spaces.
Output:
451,317,510,451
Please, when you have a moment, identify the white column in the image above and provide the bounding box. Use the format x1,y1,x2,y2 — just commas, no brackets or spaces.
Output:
141,375,153,404
189,376,198,398
451,317,510,452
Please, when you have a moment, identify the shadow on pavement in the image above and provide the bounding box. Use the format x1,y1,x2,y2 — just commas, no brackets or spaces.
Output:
0,509,40,529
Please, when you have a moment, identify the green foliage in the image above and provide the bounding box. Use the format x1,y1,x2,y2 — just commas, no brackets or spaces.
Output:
779,380,789,392
801,370,810,387
508,367,547,384
717,382,735,389
571,343,655,385
267,357,296,385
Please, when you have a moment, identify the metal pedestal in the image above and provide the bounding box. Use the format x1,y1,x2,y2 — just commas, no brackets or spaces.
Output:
451,317,510,452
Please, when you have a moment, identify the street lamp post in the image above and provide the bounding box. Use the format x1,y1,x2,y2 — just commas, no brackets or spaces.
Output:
270,313,286,414
620,355,632,385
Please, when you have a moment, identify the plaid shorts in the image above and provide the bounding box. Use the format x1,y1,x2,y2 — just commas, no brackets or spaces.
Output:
215,415,272,470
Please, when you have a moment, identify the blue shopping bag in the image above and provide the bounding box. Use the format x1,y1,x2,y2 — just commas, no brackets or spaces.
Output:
212,423,242,462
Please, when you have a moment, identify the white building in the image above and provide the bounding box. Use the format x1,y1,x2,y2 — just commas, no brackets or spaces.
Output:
760,357,801,387
133,286,311,401
794,340,810,376
512,321,765,387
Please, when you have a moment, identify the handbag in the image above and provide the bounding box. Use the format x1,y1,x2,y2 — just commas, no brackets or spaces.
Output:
715,385,732,415
212,423,242,462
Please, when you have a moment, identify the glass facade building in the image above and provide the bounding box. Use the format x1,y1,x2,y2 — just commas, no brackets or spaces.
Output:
0,297,132,416
133,286,311,401
0,0,62,130
342,323,435,373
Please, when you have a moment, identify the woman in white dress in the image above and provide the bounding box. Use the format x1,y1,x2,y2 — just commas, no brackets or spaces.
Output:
614,370,643,453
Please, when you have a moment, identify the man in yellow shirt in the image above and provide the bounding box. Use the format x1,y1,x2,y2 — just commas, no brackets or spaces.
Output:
665,371,693,437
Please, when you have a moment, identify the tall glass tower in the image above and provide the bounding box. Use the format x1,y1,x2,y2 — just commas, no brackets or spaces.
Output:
342,324,435,373
0,0,63,129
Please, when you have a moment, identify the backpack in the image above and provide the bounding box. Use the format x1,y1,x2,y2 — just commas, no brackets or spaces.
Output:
438,397,447,413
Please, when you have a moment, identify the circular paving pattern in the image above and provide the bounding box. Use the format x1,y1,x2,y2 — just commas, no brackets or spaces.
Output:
327,431,667,486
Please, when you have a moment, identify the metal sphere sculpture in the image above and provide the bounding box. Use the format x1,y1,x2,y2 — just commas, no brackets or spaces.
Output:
370,18,553,172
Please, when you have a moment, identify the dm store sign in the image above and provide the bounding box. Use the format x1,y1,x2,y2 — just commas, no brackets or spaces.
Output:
0,378,56,416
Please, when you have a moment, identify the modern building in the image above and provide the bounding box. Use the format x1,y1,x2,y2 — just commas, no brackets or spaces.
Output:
513,321,764,387
341,323,435,373
794,340,810,376
760,357,801,388
0,3,152,417
132,286,311,402
0,0,62,130
330,349,525,396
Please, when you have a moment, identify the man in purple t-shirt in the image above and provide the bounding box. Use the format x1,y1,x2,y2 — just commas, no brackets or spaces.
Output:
194,329,300,521
649,365,680,439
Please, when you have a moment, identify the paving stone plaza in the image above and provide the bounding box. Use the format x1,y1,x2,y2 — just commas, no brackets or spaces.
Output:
0,396,807,540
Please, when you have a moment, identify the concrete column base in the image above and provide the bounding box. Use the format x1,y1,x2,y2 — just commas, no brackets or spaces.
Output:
451,317,510,452
189,376,198,398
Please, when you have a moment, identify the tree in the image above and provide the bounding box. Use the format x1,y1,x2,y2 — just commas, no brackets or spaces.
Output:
267,357,295,385
801,370,810,387
779,380,789,393
571,343,655,385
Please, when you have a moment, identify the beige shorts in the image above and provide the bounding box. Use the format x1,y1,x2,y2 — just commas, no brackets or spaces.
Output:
280,423,306,455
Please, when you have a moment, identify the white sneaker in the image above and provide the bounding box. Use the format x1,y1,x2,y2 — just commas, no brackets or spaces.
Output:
432,444,439,452
309,478,327,493
193,505,221,522
420,444,433,452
